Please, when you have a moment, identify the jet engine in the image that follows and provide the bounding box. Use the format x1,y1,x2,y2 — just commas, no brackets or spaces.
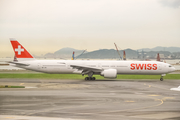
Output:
101,69,117,79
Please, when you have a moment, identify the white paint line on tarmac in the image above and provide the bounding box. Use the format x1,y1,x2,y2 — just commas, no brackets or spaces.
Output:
25,87,37,88
0,115,86,120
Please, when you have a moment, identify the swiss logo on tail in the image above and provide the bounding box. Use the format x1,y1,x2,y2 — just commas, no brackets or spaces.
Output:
10,38,34,59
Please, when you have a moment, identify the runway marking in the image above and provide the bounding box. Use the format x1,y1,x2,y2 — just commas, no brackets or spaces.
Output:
31,99,164,116
25,87,37,88
148,95,160,96
96,99,164,114
162,97,175,101
24,85,167,117
4,116,14,118
24,94,122,116
50,96,164,116
125,100,135,102
151,85,169,90
1,115,85,120
18,93,168,117
94,92,166,114
25,104,91,116
144,83,170,90
143,83,151,88
21,81,174,117
20,83,24,85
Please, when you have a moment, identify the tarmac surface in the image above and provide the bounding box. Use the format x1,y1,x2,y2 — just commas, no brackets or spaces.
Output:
0,78,180,120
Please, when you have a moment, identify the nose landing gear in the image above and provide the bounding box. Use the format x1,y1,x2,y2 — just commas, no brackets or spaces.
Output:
160,74,166,81
160,77,163,81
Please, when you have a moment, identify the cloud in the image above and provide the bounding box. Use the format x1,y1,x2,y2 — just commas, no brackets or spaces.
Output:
160,0,180,8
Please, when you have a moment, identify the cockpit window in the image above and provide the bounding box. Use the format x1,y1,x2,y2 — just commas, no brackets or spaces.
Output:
169,65,172,67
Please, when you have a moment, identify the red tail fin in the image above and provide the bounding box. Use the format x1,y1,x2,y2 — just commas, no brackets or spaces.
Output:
10,38,34,60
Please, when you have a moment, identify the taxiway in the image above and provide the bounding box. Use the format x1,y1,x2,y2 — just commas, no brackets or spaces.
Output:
0,79,180,120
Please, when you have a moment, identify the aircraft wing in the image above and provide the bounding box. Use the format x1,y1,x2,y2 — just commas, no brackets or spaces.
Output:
70,64,103,73
9,61,30,66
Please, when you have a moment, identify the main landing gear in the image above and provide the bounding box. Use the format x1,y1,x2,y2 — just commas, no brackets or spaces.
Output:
85,77,96,80
84,71,96,81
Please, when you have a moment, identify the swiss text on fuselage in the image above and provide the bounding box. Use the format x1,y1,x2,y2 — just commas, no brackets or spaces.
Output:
130,63,157,70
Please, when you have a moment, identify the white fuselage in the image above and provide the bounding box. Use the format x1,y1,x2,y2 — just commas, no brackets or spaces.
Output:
13,60,175,75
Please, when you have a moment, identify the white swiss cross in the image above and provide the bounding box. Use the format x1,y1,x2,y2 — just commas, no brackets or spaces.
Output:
15,45,24,55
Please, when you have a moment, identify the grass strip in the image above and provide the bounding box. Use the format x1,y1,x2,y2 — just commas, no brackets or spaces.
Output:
0,73,179,79
0,85,25,88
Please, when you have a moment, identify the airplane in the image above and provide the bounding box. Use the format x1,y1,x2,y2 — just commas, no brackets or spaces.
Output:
9,38,176,81
170,86,180,91
71,51,75,60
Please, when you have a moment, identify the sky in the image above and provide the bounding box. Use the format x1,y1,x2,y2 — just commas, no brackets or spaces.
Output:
0,0,180,57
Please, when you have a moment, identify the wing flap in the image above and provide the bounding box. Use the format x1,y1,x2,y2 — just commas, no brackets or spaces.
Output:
70,64,103,73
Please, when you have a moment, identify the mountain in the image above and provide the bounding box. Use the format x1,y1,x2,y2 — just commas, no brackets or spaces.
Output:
78,49,118,59
54,47,84,55
44,47,86,58
43,47,180,59
138,46,180,53
78,49,137,59
78,49,177,59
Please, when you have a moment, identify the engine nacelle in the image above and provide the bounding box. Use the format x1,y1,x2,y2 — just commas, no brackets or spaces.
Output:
101,69,117,79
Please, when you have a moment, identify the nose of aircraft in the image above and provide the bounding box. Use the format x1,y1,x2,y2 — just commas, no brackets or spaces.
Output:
170,67,176,72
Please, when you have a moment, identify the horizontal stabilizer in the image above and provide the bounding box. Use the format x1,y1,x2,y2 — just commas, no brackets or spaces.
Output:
9,61,30,66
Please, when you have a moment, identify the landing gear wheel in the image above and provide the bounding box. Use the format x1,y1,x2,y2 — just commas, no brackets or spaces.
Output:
84,77,96,81
160,74,166,81
90,77,96,80
85,77,89,80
